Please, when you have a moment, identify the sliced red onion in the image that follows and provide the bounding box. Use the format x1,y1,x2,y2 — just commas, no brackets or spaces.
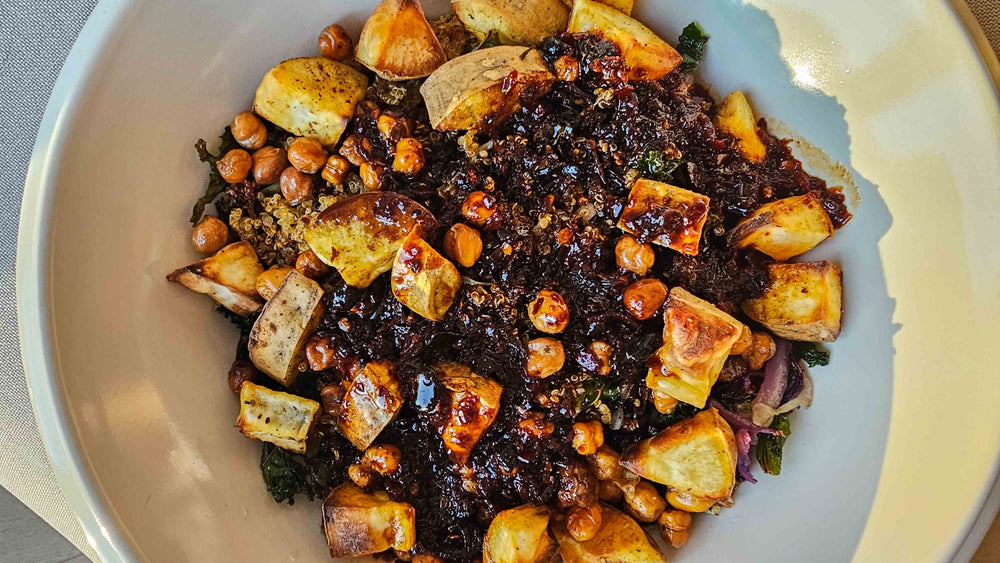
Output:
752,337,790,426
734,428,756,483
708,399,782,439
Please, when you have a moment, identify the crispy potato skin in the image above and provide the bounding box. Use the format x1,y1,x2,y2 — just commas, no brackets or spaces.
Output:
419,46,555,131
714,90,767,163
484,505,558,563
567,0,681,81
616,179,710,256
247,270,324,386
253,57,367,147
304,192,438,288
391,231,462,321
167,241,265,316
337,361,404,450
552,504,666,563
436,363,503,463
452,0,569,46
323,483,416,558
620,408,737,508
742,260,843,342
728,191,834,260
235,381,320,453
356,0,447,80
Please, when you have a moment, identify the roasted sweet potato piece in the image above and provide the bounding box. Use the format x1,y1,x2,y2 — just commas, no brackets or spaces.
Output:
742,260,843,342
617,179,710,256
391,231,462,321
236,382,320,454
323,483,416,557
338,361,404,450
452,0,569,46
356,0,447,80
552,504,665,562
247,270,324,387
484,505,558,563
728,192,834,260
436,363,503,463
167,241,264,315
714,90,767,163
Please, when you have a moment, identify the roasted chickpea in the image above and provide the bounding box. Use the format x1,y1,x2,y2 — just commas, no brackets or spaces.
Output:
586,341,612,376
191,216,228,254
598,479,623,502
743,331,776,370
255,266,293,300
554,55,580,82
461,191,498,227
320,382,344,417
358,162,383,191
227,359,258,394
443,224,483,268
377,114,413,140
625,481,667,523
306,335,338,371
321,154,351,186
393,137,425,176
657,509,693,548
363,444,402,475
518,411,555,439
318,23,353,61
653,391,679,415
295,249,330,278
572,420,605,455
590,445,620,481
666,490,715,513
527,290,570,334
615,234,655,276
566,505,603,542
730,324,753,356
231,111,267,150
252,146,288,184
338,134,372,167
526,337,565,379
348,463,372,488
279,166,313,205
216,148,252,183
622,278,668,321
287,137,328,174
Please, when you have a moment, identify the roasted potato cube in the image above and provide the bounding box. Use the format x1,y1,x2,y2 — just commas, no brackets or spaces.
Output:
356,0,447,80
714,90,766,163
420,46,555,131
253,57,368,147
323,483,416,558
247,270,324,386
742,260,842,342
567,0,682,81
616,179,710,256
436,363,503,463
391,231,462,321
553,504,666,563
235,381,319,454
620,408,737,510
452,0,569,46
728,192,834,260
338,361,404,450
646,287,745,408
304,192,438,288
484,505,558,563
167,241,264,316
594,0,632,14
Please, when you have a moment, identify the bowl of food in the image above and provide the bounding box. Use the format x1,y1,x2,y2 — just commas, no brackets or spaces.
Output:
18,0,1000,561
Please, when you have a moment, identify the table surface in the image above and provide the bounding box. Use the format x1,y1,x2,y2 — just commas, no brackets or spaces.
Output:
2,1,999,562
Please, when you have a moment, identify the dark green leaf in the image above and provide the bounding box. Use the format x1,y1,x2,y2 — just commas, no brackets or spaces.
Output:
649,401,698,429
636,149,681,181
190,128,241,224
755,412,790,475
260,443,317,505
575,378,603,414
677,22,709,73
792,342,830,367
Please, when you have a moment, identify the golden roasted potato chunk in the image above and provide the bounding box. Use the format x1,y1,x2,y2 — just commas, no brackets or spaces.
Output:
338,361,404,450
729,192,834,260
742,260,843,342
553,504,666,563
567,0,682,81
714,90,766,163
167,241,264,316
235,381,320,454
620,408,737,511
617,179,710,256
247,270,324,386
436,363,503,463
594,0,632,14
356,0,447,80
420,46,555,131
304,192,438,288
484,505,558,563
323,483,416,558
391,231,462,321
253,57,368,147
452,0,569,46
646,287,746,408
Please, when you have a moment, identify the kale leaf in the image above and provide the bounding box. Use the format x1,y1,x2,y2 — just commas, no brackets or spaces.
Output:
793,342,830,367
755,412,790,475
636,149,681,181
677,22,709,73
575,378,603,414
260,443,318,505
190,127,241,224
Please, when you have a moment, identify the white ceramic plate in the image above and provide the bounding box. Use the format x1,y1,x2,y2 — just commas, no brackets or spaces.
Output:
17,0,1000,561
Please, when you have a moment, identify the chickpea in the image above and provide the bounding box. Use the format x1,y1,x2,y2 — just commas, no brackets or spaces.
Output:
191,216,228,254
527,290,570,334
443,224,483,268
653,391,679,415
590,445,620,481
598,479,623,502
377,114,413,140
363,444,402,475
321,154,351,186
231,111,267,150
252,146,288,184
622,278,668,321
518,411,555,439
526,337,565,379
227,359,258,394
295,249,330,279
279,166,313,205
255,266,293,300
318,23,353,61
743,331,776,370
393,138,425,176
666,490,715,513
554,56,580,82
306,335,338,371
287,137,328,174
338,134,372,167
566,505,603,542
615,235,655,276
360,162,384,191
461,191,498,227
572,420,605,455
657,510,693,548
320,382,344,417
216,148,252,183
586,341,612,376
730,325,753,356
348,463,372,488
625,481,667,523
